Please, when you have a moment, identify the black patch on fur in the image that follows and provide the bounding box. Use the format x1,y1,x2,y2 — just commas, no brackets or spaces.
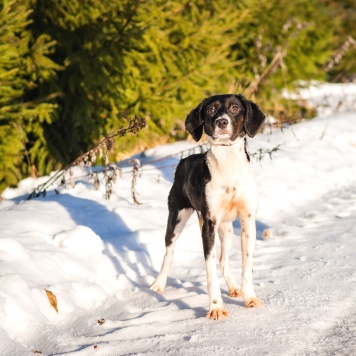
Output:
244,137,250,162
164,152,222,258
202,218,216,259
165,153,211,247
185,98,208,141
164,209,179,247
235,94,266,137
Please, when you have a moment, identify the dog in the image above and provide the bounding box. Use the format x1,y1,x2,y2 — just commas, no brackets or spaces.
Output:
150,94,266,320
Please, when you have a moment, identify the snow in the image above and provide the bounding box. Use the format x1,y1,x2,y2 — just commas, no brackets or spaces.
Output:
286,82,356,116
1,83,356,356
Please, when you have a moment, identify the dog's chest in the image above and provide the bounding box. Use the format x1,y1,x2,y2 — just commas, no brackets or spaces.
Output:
205,146,257,221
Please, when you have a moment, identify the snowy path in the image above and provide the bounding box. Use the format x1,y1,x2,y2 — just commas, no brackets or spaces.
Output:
59,183,356,356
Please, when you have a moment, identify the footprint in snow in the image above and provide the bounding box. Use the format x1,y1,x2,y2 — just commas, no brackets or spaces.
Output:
335,211,351,218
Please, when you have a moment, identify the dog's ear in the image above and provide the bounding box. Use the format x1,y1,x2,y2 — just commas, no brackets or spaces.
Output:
236,95,266,138
185,98,207,142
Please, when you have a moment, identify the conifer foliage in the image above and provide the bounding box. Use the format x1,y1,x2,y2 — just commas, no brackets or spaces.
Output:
0,0,59,189
0,0,354,192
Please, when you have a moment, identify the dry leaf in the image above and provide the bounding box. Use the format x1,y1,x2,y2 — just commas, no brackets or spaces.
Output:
45,289,58,313
97,318,105,325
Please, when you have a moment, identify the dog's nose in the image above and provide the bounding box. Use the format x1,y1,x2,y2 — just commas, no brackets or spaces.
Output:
216,118,228,129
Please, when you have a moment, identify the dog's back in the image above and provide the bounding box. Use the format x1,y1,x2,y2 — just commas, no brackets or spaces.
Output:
168,153,208,213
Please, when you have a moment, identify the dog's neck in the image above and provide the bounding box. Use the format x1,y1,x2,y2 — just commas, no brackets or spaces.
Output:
208,137,249,164
207,134,246,147
211,141,239,147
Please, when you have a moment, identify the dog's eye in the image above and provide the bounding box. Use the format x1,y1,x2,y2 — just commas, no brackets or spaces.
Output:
207,107,216,116
230,105,240,114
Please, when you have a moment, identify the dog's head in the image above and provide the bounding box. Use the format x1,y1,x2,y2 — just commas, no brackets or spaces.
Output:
185,94,265,143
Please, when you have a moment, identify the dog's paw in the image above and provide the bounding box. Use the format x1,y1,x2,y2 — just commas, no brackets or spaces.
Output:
229,288,242,298
245,297,264,308
206,308,228,320
150,283,164,294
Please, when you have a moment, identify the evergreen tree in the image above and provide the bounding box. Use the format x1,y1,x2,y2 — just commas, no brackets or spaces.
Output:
27,0,246,159
0,0,353,192
0,0,59,191
116,1,246,150
27,0,145,163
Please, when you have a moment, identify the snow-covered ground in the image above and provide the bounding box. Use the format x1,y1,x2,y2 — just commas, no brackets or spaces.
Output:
1,83,355,356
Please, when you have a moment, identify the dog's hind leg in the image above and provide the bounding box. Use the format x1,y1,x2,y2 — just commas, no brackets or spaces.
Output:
150,208,193,293
218,222,242,298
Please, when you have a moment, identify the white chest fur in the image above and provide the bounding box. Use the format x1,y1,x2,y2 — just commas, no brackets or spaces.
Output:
205,140,258,222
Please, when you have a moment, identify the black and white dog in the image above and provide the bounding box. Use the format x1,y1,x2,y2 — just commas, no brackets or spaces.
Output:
150,94,266,319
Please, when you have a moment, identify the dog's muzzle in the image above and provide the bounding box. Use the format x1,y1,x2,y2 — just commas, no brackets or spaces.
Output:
216,117,229,129
214,114,232,136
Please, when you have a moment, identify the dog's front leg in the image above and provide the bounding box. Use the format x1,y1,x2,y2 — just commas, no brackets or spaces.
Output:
240,213,264,308
218,223,242,298
202,219,228,320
